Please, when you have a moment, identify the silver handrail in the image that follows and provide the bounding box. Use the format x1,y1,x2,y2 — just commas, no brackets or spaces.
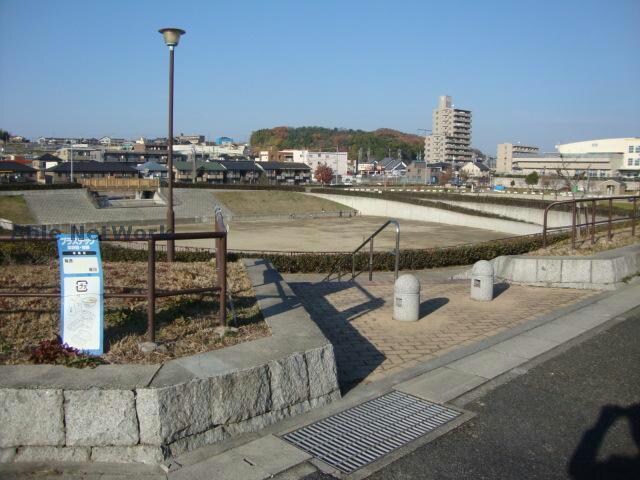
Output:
351,219,400,281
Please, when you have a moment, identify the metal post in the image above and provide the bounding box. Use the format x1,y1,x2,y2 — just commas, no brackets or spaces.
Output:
216,232,227,328
166,46,176,262
633,197,637,237
369,238,374,281
571,201,576,249
394,224,400,281
147,238,156,342
608,198,613,240
591,199,596,244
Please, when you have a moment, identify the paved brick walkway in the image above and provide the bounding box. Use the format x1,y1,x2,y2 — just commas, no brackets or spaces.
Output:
287,278,596,388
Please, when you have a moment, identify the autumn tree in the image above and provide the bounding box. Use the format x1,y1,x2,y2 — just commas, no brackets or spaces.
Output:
314,164,334,185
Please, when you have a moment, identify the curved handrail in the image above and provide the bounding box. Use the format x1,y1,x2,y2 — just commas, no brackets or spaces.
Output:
542,195,639,248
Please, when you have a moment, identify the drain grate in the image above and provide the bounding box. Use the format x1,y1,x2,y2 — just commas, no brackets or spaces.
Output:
282,390,461,474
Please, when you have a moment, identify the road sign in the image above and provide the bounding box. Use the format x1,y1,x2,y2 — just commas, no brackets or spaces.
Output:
57,234,104,354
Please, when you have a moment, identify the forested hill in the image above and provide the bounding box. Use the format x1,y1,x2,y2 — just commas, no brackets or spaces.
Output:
249,126,424,161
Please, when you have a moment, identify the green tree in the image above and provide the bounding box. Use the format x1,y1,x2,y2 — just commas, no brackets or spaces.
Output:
0,129,10,143
525,171,539,186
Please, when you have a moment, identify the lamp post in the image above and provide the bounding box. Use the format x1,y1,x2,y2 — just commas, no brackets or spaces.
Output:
158,27,186,262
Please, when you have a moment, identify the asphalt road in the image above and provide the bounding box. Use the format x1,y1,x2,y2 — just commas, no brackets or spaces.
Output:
305,308,640,479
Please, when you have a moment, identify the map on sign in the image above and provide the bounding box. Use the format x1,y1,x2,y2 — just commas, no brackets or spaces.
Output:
57,234,104,355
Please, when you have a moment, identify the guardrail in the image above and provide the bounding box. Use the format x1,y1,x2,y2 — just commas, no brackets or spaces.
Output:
79,177,160,190
542,195,639,249
0,209,227,343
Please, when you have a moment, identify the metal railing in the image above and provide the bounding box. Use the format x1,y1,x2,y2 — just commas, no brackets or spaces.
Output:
542,195,639,249
324,219,400,282
0,208,227,343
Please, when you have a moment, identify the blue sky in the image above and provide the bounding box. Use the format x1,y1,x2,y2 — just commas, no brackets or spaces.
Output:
1,0,638,154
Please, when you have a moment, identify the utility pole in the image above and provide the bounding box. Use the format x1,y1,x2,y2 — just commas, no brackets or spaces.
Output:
70,147,74,183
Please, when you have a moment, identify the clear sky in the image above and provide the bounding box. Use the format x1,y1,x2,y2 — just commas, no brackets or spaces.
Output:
1,0,638,154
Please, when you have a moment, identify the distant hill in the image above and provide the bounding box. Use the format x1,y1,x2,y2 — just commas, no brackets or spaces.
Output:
249,126,424,161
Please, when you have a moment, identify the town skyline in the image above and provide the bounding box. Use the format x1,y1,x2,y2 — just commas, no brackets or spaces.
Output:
1,0,639,153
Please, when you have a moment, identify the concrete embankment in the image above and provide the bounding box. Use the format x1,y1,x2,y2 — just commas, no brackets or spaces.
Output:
306,193,541,236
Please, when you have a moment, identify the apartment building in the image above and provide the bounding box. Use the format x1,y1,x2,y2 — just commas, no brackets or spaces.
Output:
424,95,472,163
274,150,349,178
496,143,539,173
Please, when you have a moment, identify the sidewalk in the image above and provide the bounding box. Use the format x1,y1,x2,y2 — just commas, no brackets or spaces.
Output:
165,277,640,480
3,273,639,479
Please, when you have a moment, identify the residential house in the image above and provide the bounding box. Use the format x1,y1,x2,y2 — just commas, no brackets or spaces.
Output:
218,161,262,184
378,157,407,176
405,161,440,185
32,153,63,183
0,161,37,183
173,161,225,184
460,161,490,178
136,161,168,179
257,162,311,185
46,161,138,183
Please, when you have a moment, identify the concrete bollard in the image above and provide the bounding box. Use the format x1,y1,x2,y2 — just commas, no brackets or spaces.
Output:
393,274,420,321
471,260,494,301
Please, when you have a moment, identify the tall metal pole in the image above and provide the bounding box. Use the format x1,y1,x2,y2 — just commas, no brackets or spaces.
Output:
166,46,175,261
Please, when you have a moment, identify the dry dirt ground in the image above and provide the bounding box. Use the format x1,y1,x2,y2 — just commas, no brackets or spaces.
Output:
212,190,350,215
176,216,508,252
0,260,268,365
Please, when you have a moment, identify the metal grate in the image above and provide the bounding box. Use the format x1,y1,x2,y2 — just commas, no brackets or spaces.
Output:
282,390,461,474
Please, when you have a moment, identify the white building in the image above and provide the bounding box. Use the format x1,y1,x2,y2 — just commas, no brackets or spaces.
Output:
557,138,640,177
277,150,348,178
172,143,248,159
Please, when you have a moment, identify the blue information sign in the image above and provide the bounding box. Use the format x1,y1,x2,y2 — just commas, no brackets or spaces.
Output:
57,234,104,355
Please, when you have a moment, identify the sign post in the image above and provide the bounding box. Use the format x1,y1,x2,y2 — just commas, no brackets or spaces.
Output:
57,234,104,355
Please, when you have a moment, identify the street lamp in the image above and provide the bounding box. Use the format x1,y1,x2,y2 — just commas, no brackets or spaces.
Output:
158,27,186,262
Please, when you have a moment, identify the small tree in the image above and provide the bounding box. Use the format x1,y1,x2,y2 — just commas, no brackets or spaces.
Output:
314,164,334,185
525,171,539,187
510,180,516,187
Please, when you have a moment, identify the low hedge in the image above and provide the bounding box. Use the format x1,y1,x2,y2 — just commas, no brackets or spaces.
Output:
0,232,567,273
174,183,306,192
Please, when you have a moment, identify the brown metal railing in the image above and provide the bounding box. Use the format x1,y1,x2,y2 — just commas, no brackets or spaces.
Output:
0,209,227,343
542,195,639,249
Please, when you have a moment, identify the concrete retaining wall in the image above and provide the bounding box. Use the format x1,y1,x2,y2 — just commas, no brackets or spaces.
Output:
307,193,540,235
0,259,340,465
456,244,640,290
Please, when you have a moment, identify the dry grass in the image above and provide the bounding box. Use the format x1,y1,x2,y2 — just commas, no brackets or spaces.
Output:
0,195,36,224
0,260,269,365
531,226,639,257
213,190,350,215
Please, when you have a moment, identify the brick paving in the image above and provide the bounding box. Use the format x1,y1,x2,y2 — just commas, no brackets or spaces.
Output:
287,278,596,388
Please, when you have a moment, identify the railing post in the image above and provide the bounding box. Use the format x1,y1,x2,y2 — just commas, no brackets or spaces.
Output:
394,223,400,281
591,199,596,245
632,197,637,237
369,238,374,281
542,205,549,247
215,212,227,327
352,252,356,280
608,198,613,240
571,201,577,249
147,238,156,343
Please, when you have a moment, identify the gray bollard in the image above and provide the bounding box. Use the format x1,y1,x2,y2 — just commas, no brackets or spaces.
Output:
471,260,494,301
393,274,420,321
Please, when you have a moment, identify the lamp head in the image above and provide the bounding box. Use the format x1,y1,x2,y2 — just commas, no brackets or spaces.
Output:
159,28,186,47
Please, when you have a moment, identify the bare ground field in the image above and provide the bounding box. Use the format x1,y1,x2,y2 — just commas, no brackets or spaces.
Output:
0,260,268,365
176,216,508,252
212,190,350,215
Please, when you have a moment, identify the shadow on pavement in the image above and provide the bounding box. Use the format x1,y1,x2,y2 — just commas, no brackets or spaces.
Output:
288,280,385,394
419,297,449,317
568,403,640,480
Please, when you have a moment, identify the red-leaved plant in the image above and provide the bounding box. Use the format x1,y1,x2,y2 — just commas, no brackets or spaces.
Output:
30,336,103,368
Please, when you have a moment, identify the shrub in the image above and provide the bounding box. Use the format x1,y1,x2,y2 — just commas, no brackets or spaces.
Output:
30,336,104,368
174,183,306,192
0,183,82,191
